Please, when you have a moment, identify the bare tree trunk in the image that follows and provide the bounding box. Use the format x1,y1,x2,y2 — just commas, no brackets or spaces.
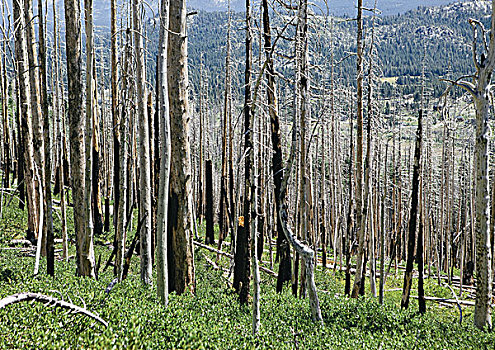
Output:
0,48,10,189
111,0,120,235
24,0,44,250
167,0,195,295
379,143,388,304
156,0,171,304
115,33,132,281
84,0,95,278
351,0,365,298
447,12,495,329
14,0,37,244
401,109,423,309
205,160,214,244
233,0,253,305
65,0,95,277
38,0,54,275
132,0,152,285
261,0,291,292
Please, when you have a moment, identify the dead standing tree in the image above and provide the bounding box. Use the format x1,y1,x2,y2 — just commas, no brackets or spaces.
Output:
156,0,171,305
133,0,153,285
401,109,423,310
262,0,292,292
351,0,366,299
233,0,253,305
167,0,196,295
65,0,95,277
13,0,38,244
443,7,495,329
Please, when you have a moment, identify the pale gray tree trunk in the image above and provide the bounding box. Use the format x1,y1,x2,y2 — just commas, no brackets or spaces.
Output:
14,0,37,243
24,0,44,251
133,0,153,285
115,42,130,281
449,9,495,329
65,0,95,277
52,0,67,262
156,0,171,304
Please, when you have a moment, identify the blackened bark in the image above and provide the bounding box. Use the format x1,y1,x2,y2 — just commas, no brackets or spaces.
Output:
261,0,291,292
205,159,214,244
233,0,253,305
401,109,423,309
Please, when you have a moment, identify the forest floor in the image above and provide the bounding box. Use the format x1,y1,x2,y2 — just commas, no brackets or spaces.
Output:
0,197,494,349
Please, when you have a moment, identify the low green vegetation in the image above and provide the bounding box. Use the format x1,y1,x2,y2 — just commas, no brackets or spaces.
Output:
0,199,494,349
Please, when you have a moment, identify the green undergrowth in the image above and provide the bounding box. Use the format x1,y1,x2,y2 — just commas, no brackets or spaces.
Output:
1,198,494,349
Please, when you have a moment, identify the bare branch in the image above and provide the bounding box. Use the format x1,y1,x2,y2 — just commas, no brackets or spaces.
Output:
440,78,476,96
0,292,108,328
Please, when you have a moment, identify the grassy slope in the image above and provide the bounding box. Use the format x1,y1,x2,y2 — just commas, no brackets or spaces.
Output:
0,198,494,349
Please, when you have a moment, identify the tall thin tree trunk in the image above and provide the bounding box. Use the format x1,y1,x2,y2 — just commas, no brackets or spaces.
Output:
65,0,95,277
24,0,43,250
233,0,253,304
84,0,95,277
167,0,196,295
351,0,365,298
14,0,37,244
38,0,54,276
111,0,120,234
132,0,153,285
52,0,67,261
401,109,423,309
261,0,291,292
156,0,171,304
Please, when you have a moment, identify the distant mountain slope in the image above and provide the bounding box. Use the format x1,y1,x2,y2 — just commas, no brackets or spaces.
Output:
187,0,467,16
13,0,468,27
181,0,491,101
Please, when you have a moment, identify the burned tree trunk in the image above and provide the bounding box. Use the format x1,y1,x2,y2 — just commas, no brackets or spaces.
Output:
233,0,253,305
262,0,292,293
401,109,423,309
167,0,196,295
205,159,214,244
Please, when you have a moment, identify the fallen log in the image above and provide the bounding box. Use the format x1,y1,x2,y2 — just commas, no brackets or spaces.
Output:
8,239,32,247
0,292,108,327
193,241,277,278
409,295,495,308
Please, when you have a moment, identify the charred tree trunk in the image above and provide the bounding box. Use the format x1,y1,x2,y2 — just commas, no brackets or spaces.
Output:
38,0,54,275
167,0,196,295
261,0,291,292
401,109,423,309
205,159,214,244
233,0,253,305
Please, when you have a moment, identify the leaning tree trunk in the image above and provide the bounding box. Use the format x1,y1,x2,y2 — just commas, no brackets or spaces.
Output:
167,0,195,295
156,0,171,305
132,0,153,285
65,0,95,277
